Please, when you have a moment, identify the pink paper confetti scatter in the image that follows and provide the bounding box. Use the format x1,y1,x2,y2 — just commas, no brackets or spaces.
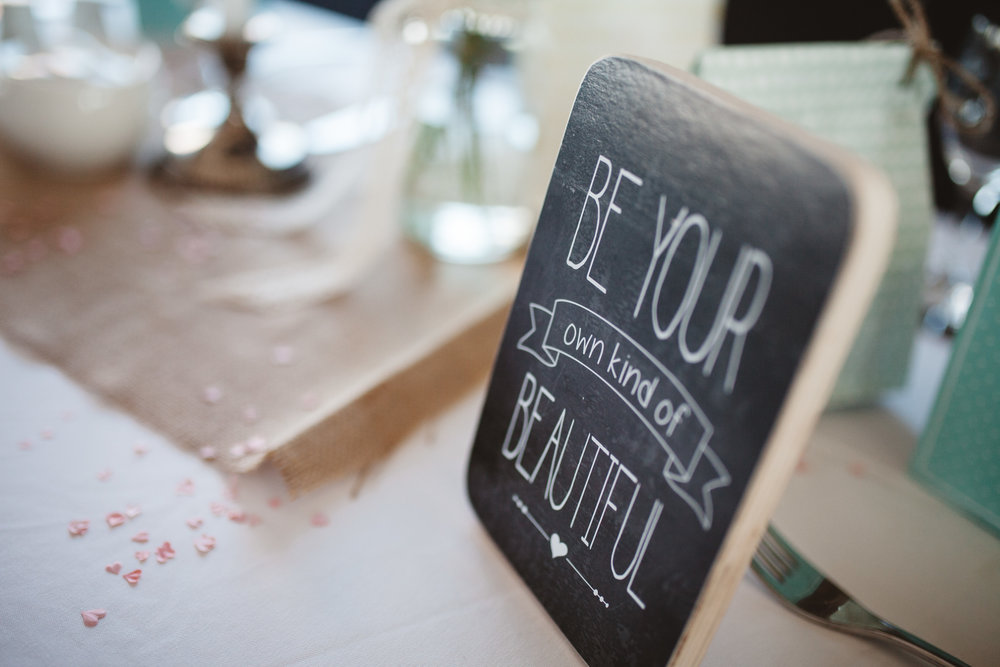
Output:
155,542,175,564
229,443,247,458
106,513,126,528
201,385,223,405
135,551,149,563
199,446,217,461
176,479,195,496
68,520,89,537
310,512,329,528
131,531,149,543
55,226,84,255
186,517,203,530
299,392,319,411
96,469,113,482
242,405,259,424
210,502,226,517
245,435,266,453
194,534,216,554
81,609,106,627
267,497,282,509
40,428,54,440
124,505,141,519
105,562,122,575
123,569,142,585
134,444,148,456
271,345,295,366
18,440,31,451
227,509,246,524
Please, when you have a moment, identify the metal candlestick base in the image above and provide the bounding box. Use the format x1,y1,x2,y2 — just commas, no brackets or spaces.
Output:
155,9,309,194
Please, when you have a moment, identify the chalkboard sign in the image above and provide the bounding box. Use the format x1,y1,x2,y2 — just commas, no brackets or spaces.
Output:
466,57,896,665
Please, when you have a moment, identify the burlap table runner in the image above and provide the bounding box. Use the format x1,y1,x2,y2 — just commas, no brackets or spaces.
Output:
0,151,520,495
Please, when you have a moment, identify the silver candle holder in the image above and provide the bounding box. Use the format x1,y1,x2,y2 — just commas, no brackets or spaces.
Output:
156,7,309,193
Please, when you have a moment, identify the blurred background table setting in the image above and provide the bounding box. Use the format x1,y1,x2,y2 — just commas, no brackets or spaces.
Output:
0,0,998,664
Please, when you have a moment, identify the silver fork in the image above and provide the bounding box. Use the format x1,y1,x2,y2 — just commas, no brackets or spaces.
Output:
751,525,969,667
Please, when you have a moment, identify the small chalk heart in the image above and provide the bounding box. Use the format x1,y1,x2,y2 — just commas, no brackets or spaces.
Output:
105,562,122,575
81,609,106,627
550,533,568,559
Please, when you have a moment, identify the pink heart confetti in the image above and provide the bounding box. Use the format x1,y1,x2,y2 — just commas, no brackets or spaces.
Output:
176,479,195,496
134,444,148,456
209,502,226,517
105,562,122,575
267,497,282,509
40,428,54,440
194,534,216,554
81,609,106,627
106,512,126,528
131,531,149,543
199,446,217,461
245,435,266,453
186,517,203,530
201,385,223,405
68,520,89,537
227,510,246,524
310,512,329,528
135,551,149,563
124,505,141,519
155,542,175,564
18,440,32,451
96,469,113,482
56,226,84,255
242,405,259,424
122,569,142,585
299,392,319,411
228,442,247,458
271,345,295,366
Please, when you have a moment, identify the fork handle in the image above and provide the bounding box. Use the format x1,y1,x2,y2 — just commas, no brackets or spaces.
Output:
875,621,970,667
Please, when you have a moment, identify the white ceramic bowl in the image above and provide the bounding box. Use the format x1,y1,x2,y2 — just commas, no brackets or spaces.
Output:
0,42,161,173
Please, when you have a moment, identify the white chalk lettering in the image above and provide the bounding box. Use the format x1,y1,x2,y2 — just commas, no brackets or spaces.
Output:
567,154,643,294
633,195,772,394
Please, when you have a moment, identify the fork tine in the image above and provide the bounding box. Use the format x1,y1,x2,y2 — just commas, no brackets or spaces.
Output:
762,525,798,571
753,526,798,583
753,536,788,583
751,524,971,667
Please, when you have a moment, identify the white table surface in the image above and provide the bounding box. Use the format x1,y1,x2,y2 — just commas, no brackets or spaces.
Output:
1,327,998,666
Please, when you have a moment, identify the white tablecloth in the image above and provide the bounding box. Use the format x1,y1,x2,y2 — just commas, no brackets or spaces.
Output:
2,330,998,666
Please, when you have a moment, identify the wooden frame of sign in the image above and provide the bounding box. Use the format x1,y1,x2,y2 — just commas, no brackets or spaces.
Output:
466,56,896,665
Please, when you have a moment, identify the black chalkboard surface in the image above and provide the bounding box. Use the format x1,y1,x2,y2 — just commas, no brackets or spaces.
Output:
466,56,896,665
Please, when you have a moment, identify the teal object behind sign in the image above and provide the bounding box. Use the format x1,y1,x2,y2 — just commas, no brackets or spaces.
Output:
136,0,193,40
912,223,1000,537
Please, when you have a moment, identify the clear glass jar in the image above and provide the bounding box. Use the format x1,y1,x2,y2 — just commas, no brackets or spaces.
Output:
400,5,538,264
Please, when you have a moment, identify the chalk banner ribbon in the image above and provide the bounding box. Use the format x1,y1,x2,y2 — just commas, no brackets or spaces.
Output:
517,299,731,529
